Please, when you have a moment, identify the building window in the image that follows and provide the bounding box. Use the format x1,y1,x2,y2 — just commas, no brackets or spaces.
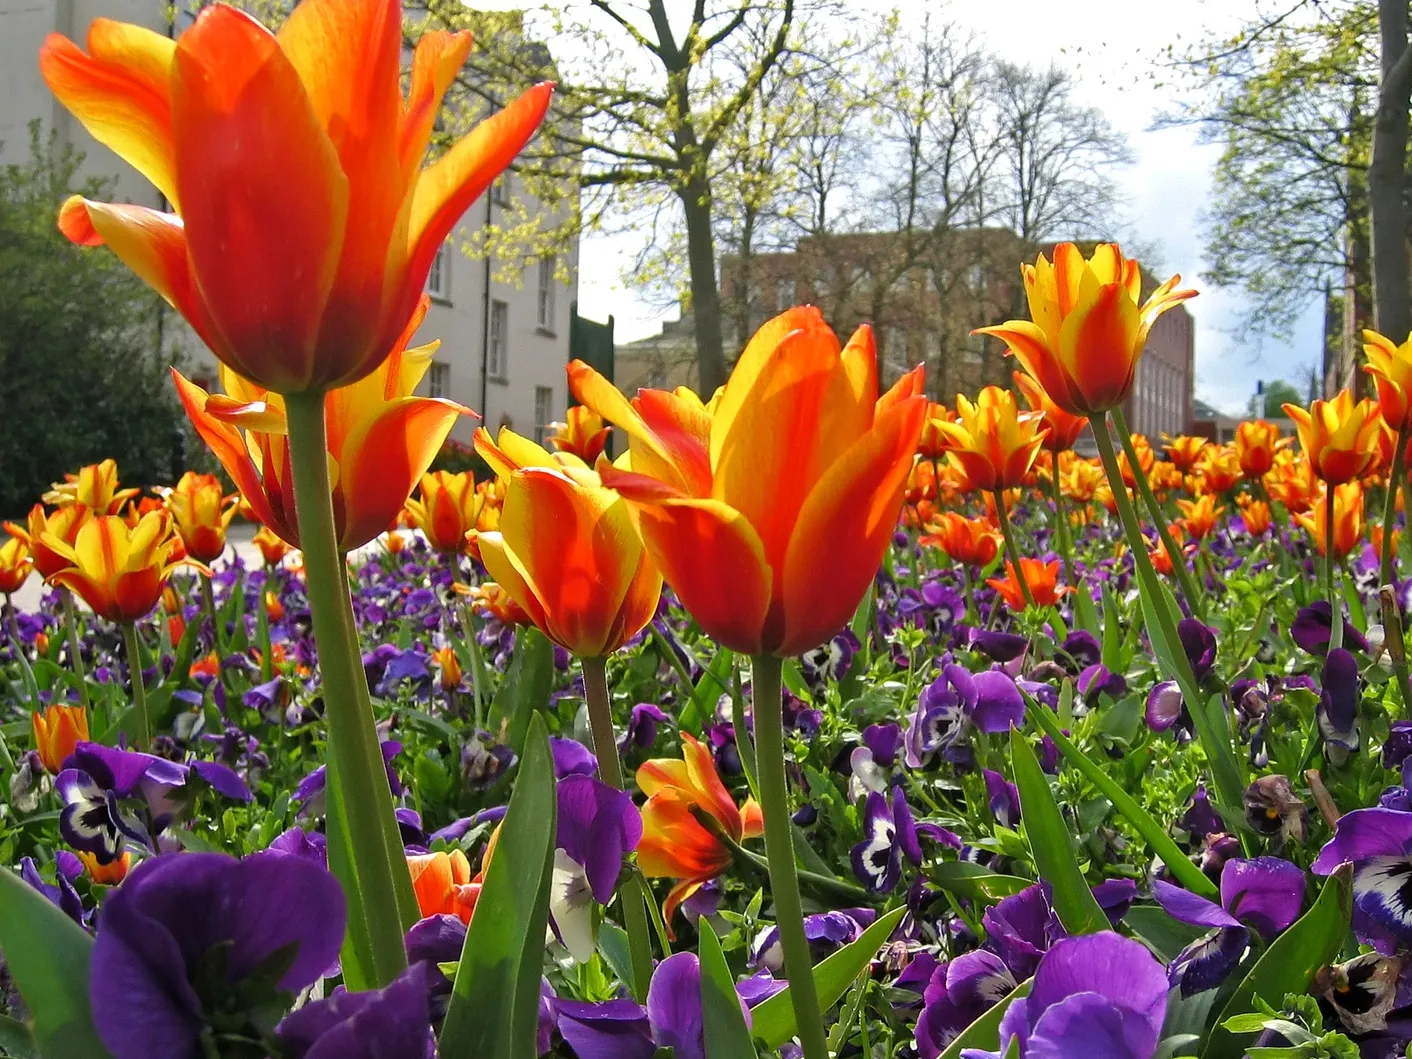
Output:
536,256,556,330
428,362,450,399
488,300,509,381
425,242,450,301
492,174,511,206
776,277,796,310
533,386,554,444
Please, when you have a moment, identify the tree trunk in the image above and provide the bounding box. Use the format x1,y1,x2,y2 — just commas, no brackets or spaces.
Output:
681,174,727,396
1371,0,1412,343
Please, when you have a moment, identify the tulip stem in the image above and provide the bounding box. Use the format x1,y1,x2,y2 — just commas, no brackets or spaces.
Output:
256,569,273,684
60,589,90,710
992,489,1037,610
284,390,413,990
1093,416,1248,814
581,655,655,1001
751,653,829,1059
1382,419,1408,589
121,622,149,751
1326,488,1344,651
1045,466,1077,590
1110,408,1204,619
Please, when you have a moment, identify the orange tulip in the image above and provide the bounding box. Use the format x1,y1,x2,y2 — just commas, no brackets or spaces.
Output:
43,0,551,394
78,850,131,886
974,243,1197,415
162,471,236,564
42,459,138,514
1373,524,1402,559
1266,450,1319,514
476,462,662,658
637,733,763,928
1013,373,1088,453
1296,482,1365,559
404,470,483,554
0,535,34,595
32,703,88,774
432,645,463,691
1163,435,1209,473
407,849,481,925
1149,460,1185,495
1364,329,1412,430
570,307,929,657
549,406,612,465
986,558,1068,611
252,524,292,567
458,581,533,627
920,512,1002,567
933,386,1049,492
1117,433,1155,488
172,297,466,553
1235,420,1281,478
1062,458,1105,503
1177,494,1225,540
1150,523,1191,578
1284,390,1380,485
42,510,203,623
1194,446,1243,495
917,403,953,460
1240,500,1272,536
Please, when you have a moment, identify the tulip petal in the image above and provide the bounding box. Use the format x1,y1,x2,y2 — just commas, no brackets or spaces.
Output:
628,498,772,657
172,4,349,391
974,321,1080,414
811,325,880,478
337,397,466,551
400,30,474,180
477,532,550,633
39,22,178,206
1057,282,1141,413
779,395,928,656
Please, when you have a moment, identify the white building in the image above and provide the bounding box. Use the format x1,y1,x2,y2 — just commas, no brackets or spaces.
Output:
0,0,579,444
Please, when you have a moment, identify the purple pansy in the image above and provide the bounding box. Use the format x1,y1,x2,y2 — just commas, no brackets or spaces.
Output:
916,950,1018,1058
1313,807,1412,953
983,769,1020,829
1316,647,1361,764
20,853,84,924
1077,663,1127,705
275,963,434,1059
618,703,669,754
850,723,904,798
800,628,862,691
551,775,643,961
1144,681,1185,734
1291,601,1370,656
1178,618,1218,681
851,787,923,892
551,736,597,778
905,666,1024,768
968,627,1029,663
89,852,345,1059
751,909,872,972
961,932,1168,1059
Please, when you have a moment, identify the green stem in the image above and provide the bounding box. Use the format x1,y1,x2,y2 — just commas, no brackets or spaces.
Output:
1093,415,1248,812
199,573,222,657
1326,485,1343,651
61,589,90,710
1046,461,1076,589
993,488,1037,610
1381,418,1408,588
121,622,150,750
750,654,828,1059
256,568,273,684
581,656,655,1001
1110,407,1204,619
284,390,411,989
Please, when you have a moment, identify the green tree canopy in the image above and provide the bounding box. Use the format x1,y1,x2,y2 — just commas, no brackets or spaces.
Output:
1247,378,1305,417
0,125,186,517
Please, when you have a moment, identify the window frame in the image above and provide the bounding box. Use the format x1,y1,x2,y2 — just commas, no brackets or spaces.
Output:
488,299,509,382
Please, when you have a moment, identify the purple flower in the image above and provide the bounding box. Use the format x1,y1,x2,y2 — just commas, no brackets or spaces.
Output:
968,627,1029,663
905,666,1024,768
265,827,328,869
90,852,344,1059
551,736,597,778
982,883,1064,979
1178,618,1217,681
916,950,1018,1058
983,769,1020,829
619,703,669,754
1077,664,1126,705
20,853,84,924
554,998,655,1059
1385,721,1412,770
460,733,516,789
1291,601,1370,656
971,671,1026,733
850,723,905,797
1313,807,1412,953
1144,681,1185,733
851,787,922,892
800,628,861,691
404,914,466,1002
1316,647,1361,764
551,775,643,961
275,963,434,1059
1179,785,1224,842
962,933,1168,1059
647,951,751,1059
1057,630,1101,674
751,910,869,972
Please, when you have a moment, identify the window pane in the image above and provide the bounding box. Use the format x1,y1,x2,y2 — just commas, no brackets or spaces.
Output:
490,300,509,379
533,386,554,444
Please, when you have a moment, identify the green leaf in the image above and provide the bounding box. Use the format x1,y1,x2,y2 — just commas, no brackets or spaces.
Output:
324,751,376,992
750,906,906,1049
927,861,1034,902
487,627,554,753
939,978,1033,1059
1027,702,1219,899
1201,865,1352,1059
1123,904,1211,962
0,867,113,1059
679,648,734,735
0,1013,38,1059
698,918,758,1059
440,713,557,1059
1008,727,1108,935
597,922,635,989
1101,584,1124,672
1072,584,1101,637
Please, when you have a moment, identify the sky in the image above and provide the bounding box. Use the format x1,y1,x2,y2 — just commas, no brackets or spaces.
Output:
557,0,1328,416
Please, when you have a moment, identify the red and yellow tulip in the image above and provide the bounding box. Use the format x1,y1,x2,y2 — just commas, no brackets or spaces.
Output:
987,558,1068,611
41,510,202,624
1177,494,1225,541
41,459,138,515
0,535,34,595
570,307,929,657
1239,499,1272,536
407,848,481,925
1283,390,1380,485
77,850,131,886
637,733,763,929
1013,372,1087,453
548,406,612,465
920,512,1002,568
42,0,551,394
163,471,237,564
933,385,1049,492
252,525,292,567
1162,435,1208,474
974,243,1197,415
1150,523,1191,578
1296,482,1366,559
473,429,661,657
404,470,484,555
172,297,466,553
32,704,88,774
1235,420,1281,478
1266,450,1319,514
1193,446,1242,495
1364,329,1412,430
